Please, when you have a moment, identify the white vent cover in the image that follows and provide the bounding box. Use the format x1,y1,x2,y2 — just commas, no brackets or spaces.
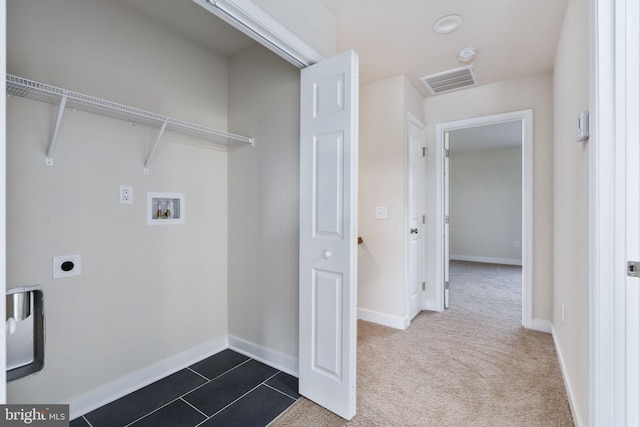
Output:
420,65,478,95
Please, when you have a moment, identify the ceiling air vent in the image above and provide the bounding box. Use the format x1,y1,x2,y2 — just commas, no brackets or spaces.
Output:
420,65,478,95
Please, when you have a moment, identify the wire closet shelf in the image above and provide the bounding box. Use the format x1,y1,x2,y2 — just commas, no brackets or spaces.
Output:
6,74,254,171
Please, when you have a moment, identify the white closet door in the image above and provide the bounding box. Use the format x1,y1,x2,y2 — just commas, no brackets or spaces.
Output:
408,116,426,320
299,50,359,421
443,131,450,309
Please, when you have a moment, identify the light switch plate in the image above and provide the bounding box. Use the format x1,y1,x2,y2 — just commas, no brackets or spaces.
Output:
53,254,82,279
375,206,389,219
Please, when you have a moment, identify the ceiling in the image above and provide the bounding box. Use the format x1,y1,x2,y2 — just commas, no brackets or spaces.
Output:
111,0,255,56
448,121,523,152
111,0,568,96
323,0,568,95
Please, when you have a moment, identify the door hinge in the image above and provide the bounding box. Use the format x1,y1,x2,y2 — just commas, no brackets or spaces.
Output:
444,149,450,158
628,261,640,277
422,281,426,291
422,147,426,157
444,215,450,224
445,281,450,290
422,215,426,224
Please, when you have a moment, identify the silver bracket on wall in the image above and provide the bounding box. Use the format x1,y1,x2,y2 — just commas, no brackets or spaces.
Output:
45,93,68,166
143,121,168,175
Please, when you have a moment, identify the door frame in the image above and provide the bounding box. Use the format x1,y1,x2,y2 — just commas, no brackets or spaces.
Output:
434,109,535,330
406,113,426,322
589,0,639,424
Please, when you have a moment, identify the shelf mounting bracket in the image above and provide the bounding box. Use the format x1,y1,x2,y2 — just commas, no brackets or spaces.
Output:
45,93,68,166
143,121,168,175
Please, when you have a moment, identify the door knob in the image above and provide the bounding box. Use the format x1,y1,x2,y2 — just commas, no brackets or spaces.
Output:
323,250,332,259
410,228,418,234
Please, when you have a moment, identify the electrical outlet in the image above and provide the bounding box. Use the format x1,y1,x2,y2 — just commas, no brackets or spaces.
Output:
120,185,133,204
514,240,521,248
53,254,81,279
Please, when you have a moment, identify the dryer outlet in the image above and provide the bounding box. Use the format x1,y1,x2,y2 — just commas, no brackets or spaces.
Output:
53,254,82,279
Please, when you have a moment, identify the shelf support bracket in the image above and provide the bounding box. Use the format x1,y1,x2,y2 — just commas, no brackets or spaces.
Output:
45,93,68,166
144,121,168,175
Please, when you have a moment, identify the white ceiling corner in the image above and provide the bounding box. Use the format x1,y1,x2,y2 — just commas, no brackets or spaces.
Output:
109,0,568,96
110,0,256,56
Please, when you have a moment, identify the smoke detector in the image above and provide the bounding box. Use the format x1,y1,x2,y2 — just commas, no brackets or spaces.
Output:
420,65,478,95
457,47,477,63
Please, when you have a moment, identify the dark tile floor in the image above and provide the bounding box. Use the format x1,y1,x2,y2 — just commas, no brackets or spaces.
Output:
70,349,299,427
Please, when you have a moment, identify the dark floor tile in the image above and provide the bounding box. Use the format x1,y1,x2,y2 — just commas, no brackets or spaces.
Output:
265,372,300,399
84,369,207,427
70,417,91,427
200,385,296,427
183,360,278,416
189,349,250,380
129,399,206,427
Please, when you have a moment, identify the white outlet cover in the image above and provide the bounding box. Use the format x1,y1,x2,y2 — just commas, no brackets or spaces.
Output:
53,254,82,279
120,185,133,204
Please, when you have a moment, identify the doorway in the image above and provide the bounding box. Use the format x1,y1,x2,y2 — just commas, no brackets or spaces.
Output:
447,120,523,316
432,110,534,329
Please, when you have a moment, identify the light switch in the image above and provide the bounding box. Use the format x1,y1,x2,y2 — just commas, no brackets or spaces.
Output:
375,206,388,219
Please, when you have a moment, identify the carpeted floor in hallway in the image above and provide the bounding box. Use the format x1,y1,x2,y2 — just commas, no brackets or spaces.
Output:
269,261,574,427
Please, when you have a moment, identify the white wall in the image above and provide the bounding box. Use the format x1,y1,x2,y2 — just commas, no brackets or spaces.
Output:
358,75,423,327
450,146,522,265
552,0,589,423
227,45,301,361
0,0,6,403
251,0,336,58
424,73,554,322
6,0,229,403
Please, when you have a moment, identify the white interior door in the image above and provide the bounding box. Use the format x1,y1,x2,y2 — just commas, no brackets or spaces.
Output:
627,110,640,427
625,0,640,421
443,131,450,309
299,50,358,421
408,115,426,320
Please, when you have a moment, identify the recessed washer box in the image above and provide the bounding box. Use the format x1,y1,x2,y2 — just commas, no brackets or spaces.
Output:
52,254,81,279
147,192,185,225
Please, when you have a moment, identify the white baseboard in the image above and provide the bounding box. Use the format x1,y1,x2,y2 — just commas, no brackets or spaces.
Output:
450,254,523,266
228,335,299,377
423,301,444,312
529,318,552,333
551,324,583,427
357,308,408,330
68,336,228,420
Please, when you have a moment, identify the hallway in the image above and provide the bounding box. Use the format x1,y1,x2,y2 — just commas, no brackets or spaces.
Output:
271,261,573,426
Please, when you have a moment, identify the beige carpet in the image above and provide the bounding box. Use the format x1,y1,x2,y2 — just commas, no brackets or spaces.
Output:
269,261,574,426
